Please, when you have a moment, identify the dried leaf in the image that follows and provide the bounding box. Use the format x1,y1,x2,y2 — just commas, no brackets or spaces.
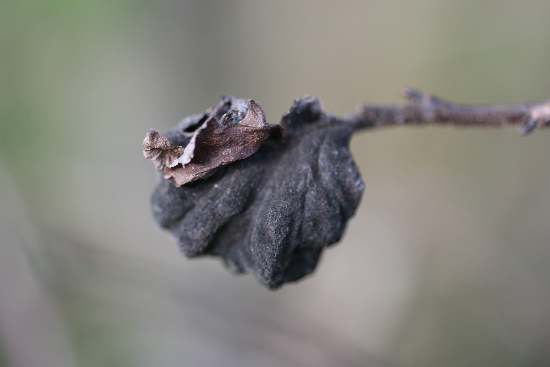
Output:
143,130,183,171
146,96,364,289
143,97,278,186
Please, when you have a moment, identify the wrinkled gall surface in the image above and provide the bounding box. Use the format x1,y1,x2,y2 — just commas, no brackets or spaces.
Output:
144,96,364,289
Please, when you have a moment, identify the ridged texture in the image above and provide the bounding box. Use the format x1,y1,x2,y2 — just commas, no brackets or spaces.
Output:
150,97,364,288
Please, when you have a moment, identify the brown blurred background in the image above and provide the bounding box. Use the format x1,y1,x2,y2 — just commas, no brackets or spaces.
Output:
2,1,550,366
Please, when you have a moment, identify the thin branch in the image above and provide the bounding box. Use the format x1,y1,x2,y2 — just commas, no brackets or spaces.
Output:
343,88,550,135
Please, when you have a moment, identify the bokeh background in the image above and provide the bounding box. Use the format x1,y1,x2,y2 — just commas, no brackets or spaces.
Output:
2,1,550,366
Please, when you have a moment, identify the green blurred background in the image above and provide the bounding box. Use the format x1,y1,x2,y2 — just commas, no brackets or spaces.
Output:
2,1,550,366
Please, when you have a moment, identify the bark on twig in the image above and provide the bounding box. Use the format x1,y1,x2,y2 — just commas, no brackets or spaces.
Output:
343,88,550,135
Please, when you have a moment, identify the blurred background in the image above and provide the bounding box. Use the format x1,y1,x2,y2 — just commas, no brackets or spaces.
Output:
2,1,550,366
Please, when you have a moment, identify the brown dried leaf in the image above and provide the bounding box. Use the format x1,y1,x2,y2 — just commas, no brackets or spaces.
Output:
143,98,278,186
142,130,183,171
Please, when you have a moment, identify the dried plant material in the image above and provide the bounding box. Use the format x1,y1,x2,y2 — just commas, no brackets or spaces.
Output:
143,130,184,171
149,97,364,288
144,90,550,289
143,97,278,186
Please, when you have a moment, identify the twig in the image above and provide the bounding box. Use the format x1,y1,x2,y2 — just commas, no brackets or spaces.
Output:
343,88,550,135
